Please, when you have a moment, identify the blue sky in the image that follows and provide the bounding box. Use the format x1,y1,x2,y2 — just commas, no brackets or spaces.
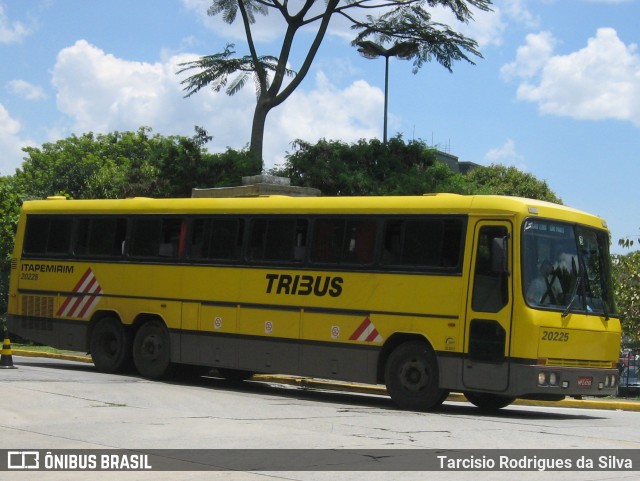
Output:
0,0,638,253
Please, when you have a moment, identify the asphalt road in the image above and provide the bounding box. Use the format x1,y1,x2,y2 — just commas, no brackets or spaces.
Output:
1,354,640,481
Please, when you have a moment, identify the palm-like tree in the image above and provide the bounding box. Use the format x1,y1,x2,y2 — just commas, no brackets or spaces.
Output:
178,0,492,170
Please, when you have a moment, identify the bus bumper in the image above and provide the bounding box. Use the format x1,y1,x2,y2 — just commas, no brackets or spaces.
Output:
510,363,619,399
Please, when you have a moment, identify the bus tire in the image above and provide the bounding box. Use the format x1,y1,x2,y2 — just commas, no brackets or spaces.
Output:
385,341,449,411
464,392,515,411
133,320,174,380
90,317,132,373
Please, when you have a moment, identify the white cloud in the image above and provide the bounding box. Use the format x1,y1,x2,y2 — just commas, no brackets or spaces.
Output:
52,39,255,148
0,3,31,44
49,40,384,170
503,28,640,126
0,104,34,174
484,138,526,169
500,31,556,80
499,0,540,29
270,71,383,166
6,79,46,101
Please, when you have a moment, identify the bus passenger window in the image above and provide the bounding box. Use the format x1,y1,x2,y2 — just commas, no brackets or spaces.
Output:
23,216,73,256
312,219,344,263
345,220,376,264
191,218,244,261
130,217,184,258
248,218,307,262
381,217,463,269
312,218,376,265
75,217,127,257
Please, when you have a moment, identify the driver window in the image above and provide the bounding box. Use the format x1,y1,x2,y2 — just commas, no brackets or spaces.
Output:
472,225,509,313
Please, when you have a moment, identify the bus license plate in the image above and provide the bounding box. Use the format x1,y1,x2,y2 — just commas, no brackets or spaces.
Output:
577,377,593,388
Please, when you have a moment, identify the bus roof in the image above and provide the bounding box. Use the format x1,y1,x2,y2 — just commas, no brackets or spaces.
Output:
21,194,607,230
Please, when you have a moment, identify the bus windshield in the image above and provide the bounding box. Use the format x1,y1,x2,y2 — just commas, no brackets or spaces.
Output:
522,218,616,317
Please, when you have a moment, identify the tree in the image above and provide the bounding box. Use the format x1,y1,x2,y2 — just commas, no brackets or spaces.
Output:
14,127,256,199
465,164,562,203
270,136,476,195
612,251,640,343
178,0,492,168
0,176,23,326
619,228,639,249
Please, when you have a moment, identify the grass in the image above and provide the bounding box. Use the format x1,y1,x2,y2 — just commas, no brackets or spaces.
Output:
12,343,85,356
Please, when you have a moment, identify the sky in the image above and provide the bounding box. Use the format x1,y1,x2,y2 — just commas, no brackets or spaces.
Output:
0,0,638,253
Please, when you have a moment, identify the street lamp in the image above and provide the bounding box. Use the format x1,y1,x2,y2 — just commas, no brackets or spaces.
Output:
357,40,419,144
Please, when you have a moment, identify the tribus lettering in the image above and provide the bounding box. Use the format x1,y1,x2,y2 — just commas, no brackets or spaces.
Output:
265,274,343,297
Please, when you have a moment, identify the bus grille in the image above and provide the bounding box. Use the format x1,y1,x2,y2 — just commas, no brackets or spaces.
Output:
545,358,613,369
21,295,54,319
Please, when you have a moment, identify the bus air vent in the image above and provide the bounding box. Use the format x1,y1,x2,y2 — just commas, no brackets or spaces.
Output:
21,295,54,319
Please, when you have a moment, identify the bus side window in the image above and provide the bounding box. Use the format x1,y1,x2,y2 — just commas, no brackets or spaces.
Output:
130,217,184,258
344,220,376,264
312,219,343,263
249,218,307,262
381,218,463,270
23,216,74,256
190,218,241,260
75,217,127,257
312,218,376,265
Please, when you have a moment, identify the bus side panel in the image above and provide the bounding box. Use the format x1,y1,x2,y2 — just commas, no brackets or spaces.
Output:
7,314,88,352
300,311,379,383
236,306,300,373
180,303,238,367
8,258,90,351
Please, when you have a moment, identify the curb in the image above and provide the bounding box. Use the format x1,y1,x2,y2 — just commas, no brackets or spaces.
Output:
13,349,93,364
12,350,640,412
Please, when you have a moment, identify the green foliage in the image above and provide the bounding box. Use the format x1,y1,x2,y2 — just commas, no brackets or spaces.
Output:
619,228,639,249
0,176,23,323
465,164,562,203
13,127,257,200
612,251,640,343
269,136,476,196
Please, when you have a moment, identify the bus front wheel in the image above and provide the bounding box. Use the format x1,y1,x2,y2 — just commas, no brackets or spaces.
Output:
90,317,132,373
464,392,515,411
385,341,449,411
133,320,174,379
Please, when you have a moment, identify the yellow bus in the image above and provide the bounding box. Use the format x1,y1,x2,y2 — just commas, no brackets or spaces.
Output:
7,194,621,410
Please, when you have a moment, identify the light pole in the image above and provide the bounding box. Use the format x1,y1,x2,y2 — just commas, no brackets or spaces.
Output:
357,40,419,144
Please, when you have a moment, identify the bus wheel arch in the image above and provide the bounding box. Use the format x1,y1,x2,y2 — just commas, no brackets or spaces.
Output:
88,312,132,374
383,338,449,411
132,315,175,380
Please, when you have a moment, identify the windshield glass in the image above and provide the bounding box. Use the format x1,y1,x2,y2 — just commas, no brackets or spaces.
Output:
522,218,616,316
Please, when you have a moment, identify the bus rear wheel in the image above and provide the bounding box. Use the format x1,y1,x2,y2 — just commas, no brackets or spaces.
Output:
385,341,449,411
133,320,174,379
464,392,515,411
90,317,132,373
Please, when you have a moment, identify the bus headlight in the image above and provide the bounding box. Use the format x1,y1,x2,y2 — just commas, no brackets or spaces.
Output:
538,371,560,387
538,372,547,386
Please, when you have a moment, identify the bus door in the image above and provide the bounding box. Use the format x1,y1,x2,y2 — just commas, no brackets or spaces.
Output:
462,221,514,392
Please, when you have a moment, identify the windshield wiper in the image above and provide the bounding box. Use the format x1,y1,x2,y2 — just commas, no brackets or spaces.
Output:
562,275,582,318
